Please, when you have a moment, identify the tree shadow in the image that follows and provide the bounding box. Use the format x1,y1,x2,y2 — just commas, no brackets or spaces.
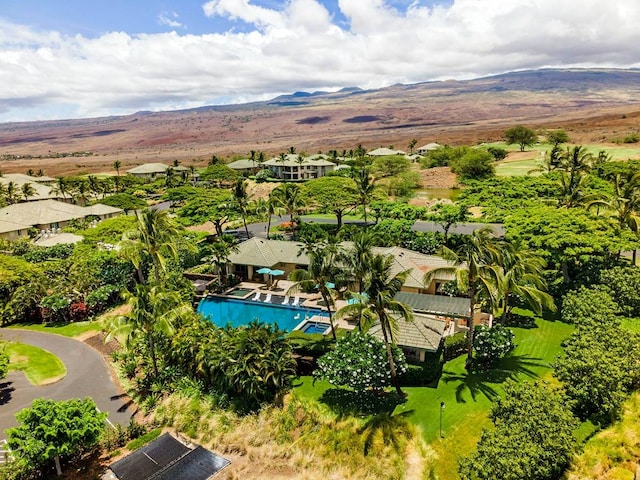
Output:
0,381,14,405
357,411,415,456
319,388,406,416
503,313,538,329
441,354,545,404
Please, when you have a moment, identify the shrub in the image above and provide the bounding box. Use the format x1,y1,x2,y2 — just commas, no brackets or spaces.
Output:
623,133,639,143
85,284,120,314
126,428,161,451
68,301,88,322
22,244,74,263
599,266,640,317
561,285,618,325
316,332,408,392
443,332,466,361
473,325,515,367
255,169,276,182
450,149,495,180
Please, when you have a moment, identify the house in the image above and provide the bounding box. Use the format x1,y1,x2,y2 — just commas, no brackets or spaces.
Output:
126,163,188,179
106,433,230,480
367,147,406,156
225,238,491,355
417,143,442,155
226,158,258,174
226,238,454,294
0,173,65,203
0,199,122,240
263,154,336,180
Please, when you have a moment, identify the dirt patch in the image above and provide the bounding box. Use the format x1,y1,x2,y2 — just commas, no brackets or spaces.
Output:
414,165,458,189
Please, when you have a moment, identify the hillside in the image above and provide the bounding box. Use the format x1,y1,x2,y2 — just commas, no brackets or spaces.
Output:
2,68,640,176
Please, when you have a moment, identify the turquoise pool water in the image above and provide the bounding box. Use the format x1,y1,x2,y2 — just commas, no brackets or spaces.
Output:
197,296,327,331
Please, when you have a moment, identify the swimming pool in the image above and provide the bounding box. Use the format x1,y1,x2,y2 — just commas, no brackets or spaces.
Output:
197,296,327,331
299,321,331,335
225,287,254,298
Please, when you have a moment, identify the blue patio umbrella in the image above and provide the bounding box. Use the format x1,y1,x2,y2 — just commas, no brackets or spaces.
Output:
270,269,285,276
257,267,272,274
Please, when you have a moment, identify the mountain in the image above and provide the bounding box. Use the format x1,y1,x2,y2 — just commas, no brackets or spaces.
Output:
2,68,640,176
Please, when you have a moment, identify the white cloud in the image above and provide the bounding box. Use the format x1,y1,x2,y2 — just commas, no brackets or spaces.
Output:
2,0,640,121
158,11,185,29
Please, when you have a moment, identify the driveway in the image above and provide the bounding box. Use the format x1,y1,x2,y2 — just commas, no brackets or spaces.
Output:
0,329,134,436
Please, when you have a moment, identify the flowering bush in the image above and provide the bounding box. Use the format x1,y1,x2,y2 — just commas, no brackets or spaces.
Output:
473,325,515,367
315,332,407,392
68,301,88,322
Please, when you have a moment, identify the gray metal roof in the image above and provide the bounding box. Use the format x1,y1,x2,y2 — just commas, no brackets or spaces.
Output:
226,159,256,170
394,291,470,318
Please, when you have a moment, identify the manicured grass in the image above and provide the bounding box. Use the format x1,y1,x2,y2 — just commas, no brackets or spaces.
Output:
294,316,574,479
6,342,67,385
8,321,102,338
126,428,162,451
495,158,542,176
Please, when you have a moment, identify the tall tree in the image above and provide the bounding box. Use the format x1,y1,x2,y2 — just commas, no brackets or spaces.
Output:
270,183,304,238
303,176,358,230
556,145,594,207
361,254,413,396
5,181,19,204
232,178,251,237
7,398,106,476
589,172,640,262
497,240,556,323
351,167,376,225
408,138,417,154
120,209,182,284
288,241,343,341
106,284,192,377
505,125,537,152
21,182,36,202
424,227,501,370
112,160,122,176
338,230,374,295
203,234,239,285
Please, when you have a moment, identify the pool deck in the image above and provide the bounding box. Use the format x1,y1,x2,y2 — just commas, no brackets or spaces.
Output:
221,281,354,331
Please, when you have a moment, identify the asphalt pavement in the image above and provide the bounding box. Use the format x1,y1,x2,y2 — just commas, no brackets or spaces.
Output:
0,329,134,436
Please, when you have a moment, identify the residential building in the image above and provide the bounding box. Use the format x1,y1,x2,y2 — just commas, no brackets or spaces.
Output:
416,143,442,155
126,162,188,179
263,154,336,180
0,199,122,240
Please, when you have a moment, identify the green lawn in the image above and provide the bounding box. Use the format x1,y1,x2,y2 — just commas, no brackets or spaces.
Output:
294,316,574,479
7,321,102,338
6,342,67,385
493,142,640,177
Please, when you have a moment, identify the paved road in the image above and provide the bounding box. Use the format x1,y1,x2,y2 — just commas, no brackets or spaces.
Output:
0,329,134,435
244,216,505,238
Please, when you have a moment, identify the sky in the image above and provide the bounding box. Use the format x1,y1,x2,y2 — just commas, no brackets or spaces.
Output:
2,0,640,123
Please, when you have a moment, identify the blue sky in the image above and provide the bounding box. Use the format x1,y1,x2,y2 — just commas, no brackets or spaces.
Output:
0,0,638,122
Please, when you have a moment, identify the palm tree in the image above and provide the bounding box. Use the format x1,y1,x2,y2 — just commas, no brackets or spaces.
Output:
588,172,640,262
351,167,376,224
257,151,266,170
270,183,304,238
408,139,417,154
204,235,239,285
423,226,502,370
288,241,343,341
52,177,69,200
336,254,413,396
5,181,19,204
87,175,100,199
249,150,257,170
21,182,36,202
556,145,594,207
288,146,296,155
106,284,192,377
112,160,122,176
253,197,282,240
339,231,374,294
232,178,251,238
120,209,182,284
497,240,556,324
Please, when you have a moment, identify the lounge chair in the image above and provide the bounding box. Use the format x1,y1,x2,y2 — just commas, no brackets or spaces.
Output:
291,295,300,307
263,293,272,303
281,296,290,305
251,291,260,301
